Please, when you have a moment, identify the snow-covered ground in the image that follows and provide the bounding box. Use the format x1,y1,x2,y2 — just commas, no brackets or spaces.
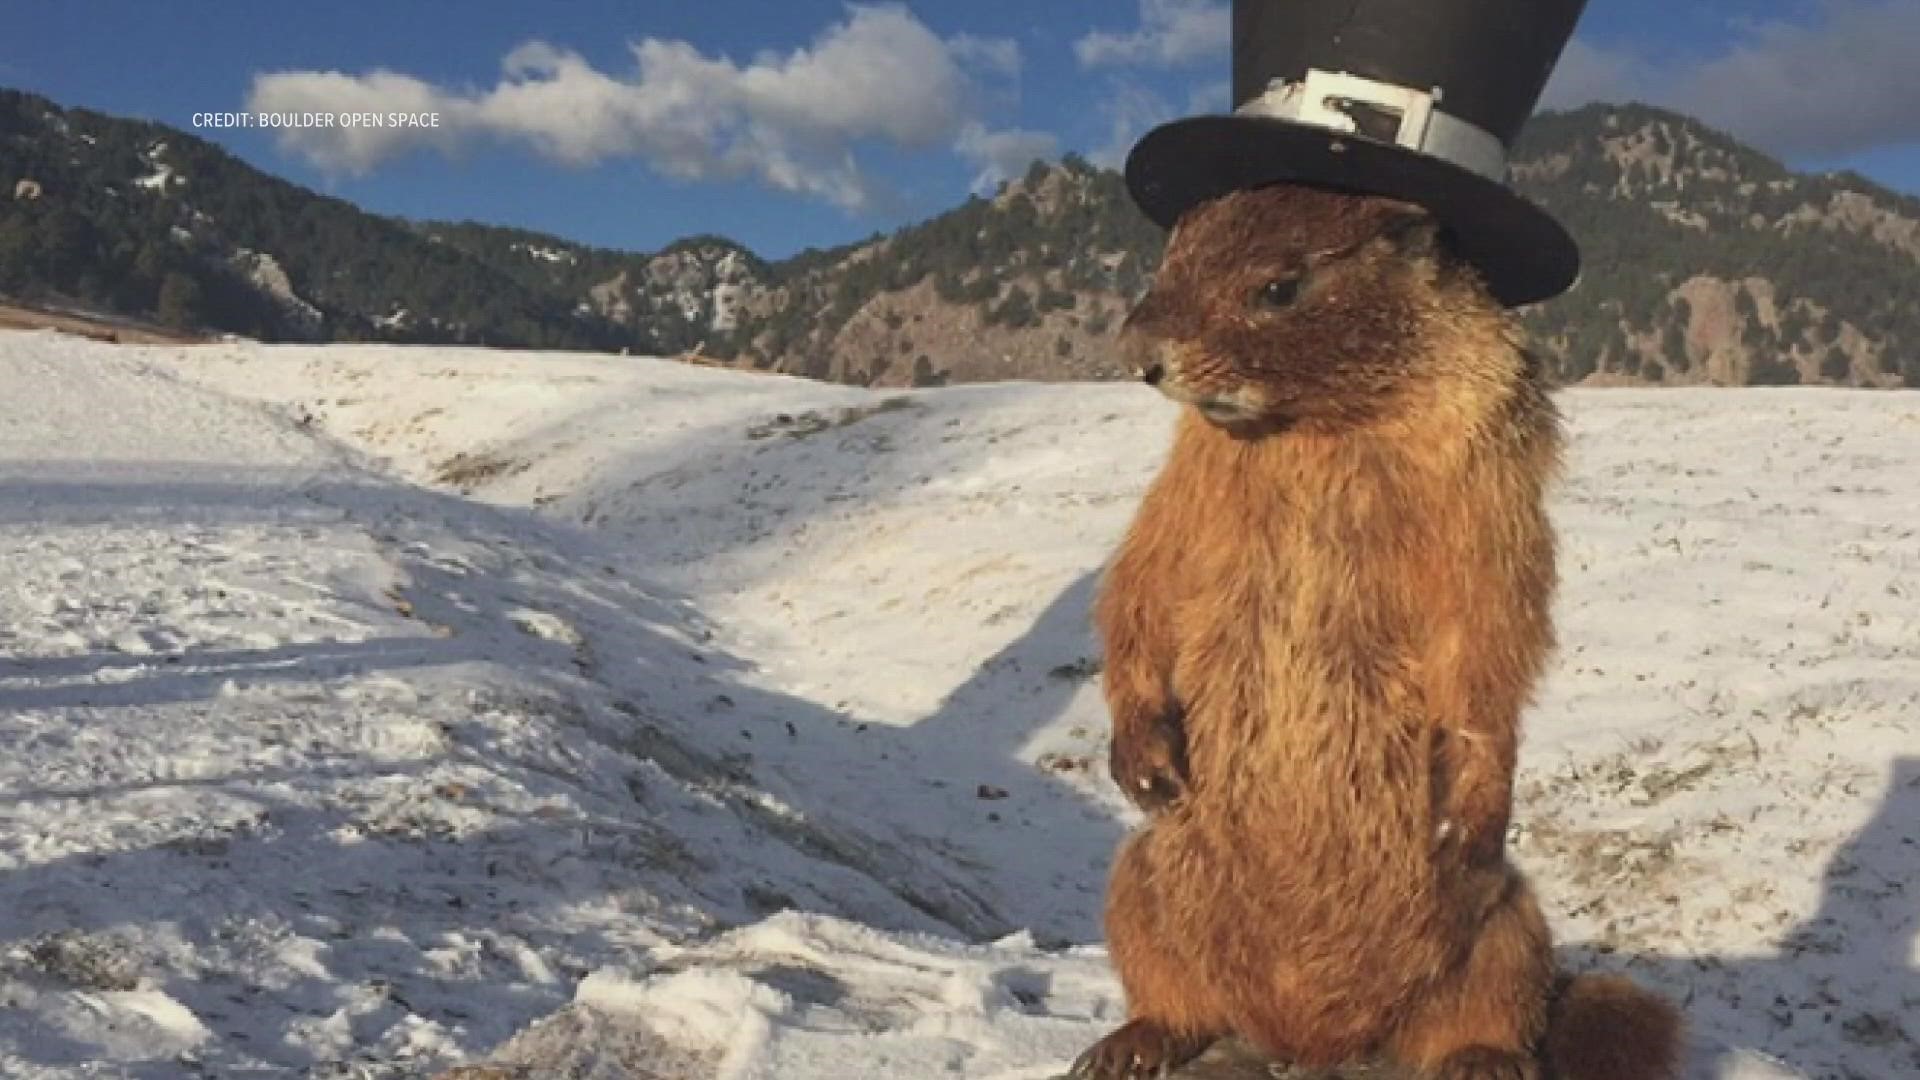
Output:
1,329,1914,1078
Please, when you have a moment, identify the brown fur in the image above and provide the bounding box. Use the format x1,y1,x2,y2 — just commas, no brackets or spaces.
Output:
1541,975,1686,1080
1078,186,1680,1079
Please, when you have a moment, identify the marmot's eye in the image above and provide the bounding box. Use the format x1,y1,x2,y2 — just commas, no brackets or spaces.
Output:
1255,277,1302,310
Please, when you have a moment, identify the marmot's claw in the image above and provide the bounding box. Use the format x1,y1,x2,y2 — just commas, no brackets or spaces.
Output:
1110,713,1190,812
1435,803,1509,867
1070,1020,1212,1079
1122,769,1186,814
1429,1045,1536,1080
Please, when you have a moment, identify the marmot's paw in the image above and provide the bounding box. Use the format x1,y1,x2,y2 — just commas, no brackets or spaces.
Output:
1069,1019,1212,1079
1426,1046,1538,1080
1433,805,1510,869
1109,712,1189,812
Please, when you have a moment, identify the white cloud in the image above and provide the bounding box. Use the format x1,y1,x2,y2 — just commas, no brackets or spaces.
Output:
245,69,462,175
948,33,1024,80
1089,82,1178,169
1186,80,1232,114
1675,1,1920,159
245,4,1023,211
1074,0,1229,70
1539,39,1650,112
1541,2,1920,160
954,123,1060,194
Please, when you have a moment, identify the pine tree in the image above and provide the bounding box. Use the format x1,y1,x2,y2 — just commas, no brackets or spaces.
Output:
0,215,32,292
1661,323,1688,368
156,271,202,329
1821,345,1851,383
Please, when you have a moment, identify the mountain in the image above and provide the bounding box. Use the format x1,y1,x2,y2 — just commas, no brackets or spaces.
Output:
724,155,1162,387
730,105,1920,389
407,221,775,355
1513,104,1920,389
0,89,755,355
3,87,1917,387
0,91,622,350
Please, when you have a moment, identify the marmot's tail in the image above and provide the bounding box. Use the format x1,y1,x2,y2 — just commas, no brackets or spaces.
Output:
1542,974,1683,1080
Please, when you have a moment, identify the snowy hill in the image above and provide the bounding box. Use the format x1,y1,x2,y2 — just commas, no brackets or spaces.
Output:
2,329,1915,1078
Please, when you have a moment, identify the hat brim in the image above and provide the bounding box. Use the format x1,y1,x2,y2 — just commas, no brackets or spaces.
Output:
1125,115,1578,307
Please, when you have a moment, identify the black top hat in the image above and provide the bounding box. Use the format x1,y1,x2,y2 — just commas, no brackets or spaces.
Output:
1125,0,1590,306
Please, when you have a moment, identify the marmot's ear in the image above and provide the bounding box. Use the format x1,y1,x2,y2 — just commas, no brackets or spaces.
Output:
1378,212,1444,262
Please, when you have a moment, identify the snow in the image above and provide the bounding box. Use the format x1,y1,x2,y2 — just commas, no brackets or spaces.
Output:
508,243,577,265
135,143,180,192
132,164,175,191
1,328,1916,1078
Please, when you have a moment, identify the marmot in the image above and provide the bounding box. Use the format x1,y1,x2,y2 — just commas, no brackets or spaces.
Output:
1073,186,1681,1080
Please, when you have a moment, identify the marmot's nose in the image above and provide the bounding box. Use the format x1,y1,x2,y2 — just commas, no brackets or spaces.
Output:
1120,331,1172,387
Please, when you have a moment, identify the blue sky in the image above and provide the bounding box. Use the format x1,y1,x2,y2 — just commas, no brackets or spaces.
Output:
8,2,1920,259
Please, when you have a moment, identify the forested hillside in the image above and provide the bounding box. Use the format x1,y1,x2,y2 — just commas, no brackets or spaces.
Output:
5,88,1916,387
